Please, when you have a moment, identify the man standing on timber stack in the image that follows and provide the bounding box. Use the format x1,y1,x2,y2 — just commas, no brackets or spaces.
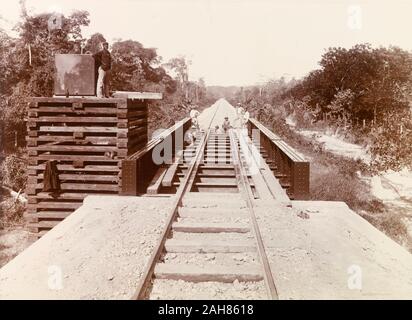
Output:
93,42,111,98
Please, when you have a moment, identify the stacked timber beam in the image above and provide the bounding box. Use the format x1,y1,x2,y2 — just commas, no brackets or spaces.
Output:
26,93,161,237
248,118,310,200
121,118,192,195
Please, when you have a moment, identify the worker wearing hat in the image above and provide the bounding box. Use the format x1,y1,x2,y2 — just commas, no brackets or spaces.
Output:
233,103,244,128
189,105,200,130
222,116,231,133
241,110,250,129
185,105,200,146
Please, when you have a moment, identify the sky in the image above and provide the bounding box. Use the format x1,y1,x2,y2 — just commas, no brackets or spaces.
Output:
1,0,412,86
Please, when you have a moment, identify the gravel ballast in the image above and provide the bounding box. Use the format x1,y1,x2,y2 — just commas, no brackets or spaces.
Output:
150,279,267,300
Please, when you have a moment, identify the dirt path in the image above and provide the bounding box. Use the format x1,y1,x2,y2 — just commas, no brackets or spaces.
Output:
0,227,33,268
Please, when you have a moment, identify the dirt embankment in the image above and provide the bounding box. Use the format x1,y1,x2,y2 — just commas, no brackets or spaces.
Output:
0,228,33,268
0,196,173,299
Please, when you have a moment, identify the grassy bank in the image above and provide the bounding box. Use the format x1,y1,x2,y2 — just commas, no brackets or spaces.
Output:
0,242,7,267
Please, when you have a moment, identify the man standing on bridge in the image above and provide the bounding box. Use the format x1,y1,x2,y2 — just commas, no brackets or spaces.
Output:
93,42,112,98
235,103,246,128
189,105,200,129
222,116,231,133
184,105,200,147
241,109,250,129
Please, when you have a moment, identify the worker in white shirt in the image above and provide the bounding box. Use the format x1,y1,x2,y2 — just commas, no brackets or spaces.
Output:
242,110,250,128
185,105,200,147
234,103,243,128
189,105,200,129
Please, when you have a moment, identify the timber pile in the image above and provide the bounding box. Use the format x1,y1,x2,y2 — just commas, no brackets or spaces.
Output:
25,95,160,237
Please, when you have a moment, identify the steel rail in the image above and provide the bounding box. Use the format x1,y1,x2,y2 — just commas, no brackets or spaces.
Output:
132,103,220,299
229,129,279,299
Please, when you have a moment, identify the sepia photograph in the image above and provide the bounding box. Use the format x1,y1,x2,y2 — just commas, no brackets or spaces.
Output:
0,0,411,307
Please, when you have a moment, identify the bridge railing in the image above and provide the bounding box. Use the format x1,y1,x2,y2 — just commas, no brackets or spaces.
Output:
247,118,310,200
121,118,192,195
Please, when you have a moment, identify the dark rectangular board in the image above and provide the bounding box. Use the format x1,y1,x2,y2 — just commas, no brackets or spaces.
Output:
54,54,96,96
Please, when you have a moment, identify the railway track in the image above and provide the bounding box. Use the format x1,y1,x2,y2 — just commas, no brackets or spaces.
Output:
132,105,278,300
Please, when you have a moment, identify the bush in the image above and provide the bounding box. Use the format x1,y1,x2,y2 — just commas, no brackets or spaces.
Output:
293,106,314,129
309,159,376,212
361,212,411,251
0,154,27,191
0,198,26,228
369,111,412,172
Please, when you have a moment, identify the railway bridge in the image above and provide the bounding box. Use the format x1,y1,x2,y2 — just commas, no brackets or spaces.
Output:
0,98,411,299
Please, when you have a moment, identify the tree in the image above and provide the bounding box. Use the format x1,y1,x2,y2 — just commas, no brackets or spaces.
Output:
328,89,355,122
163,56,191,101
286,44,412,125
196,77,206,102
109,39,175,94
1,7,90,129
84,33,106,54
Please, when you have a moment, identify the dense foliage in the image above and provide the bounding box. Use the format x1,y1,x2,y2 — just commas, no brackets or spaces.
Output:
288,44,412,124
0,154,26,191
0,10,90,126
232,44,412,171
0,4,215,194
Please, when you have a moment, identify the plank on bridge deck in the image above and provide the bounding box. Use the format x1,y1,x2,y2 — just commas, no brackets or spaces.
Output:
162,157,181,187
165,239,256,253
239,131,290,202
172,222,250,233
154,264,263,282
177,207,248,218
147,166,168,194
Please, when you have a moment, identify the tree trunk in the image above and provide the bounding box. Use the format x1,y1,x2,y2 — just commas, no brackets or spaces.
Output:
28,44,32,66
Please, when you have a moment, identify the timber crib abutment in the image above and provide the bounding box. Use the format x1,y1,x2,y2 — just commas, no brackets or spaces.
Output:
25,93,161,237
